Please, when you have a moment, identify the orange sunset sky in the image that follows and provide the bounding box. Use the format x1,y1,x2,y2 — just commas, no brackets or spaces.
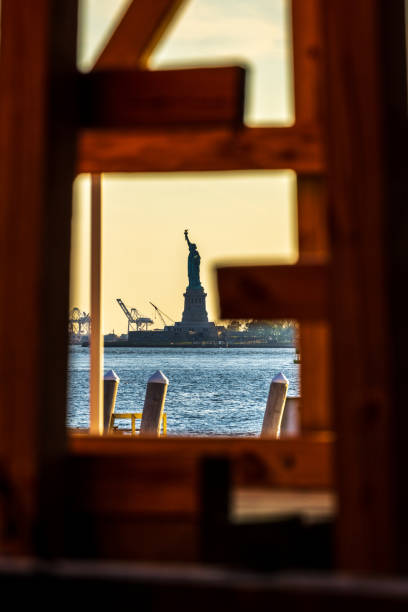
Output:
70,0,298,334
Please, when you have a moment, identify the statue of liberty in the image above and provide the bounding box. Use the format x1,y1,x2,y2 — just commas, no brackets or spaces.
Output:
184,229,202,288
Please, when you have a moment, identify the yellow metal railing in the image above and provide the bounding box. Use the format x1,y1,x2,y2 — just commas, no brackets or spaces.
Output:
109,412,167,436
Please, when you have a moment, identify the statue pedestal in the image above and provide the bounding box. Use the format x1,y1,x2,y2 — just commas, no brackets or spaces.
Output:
172,285,217,338
181,286,208,325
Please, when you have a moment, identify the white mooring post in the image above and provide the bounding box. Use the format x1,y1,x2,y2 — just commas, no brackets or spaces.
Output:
261,372,289,438
280,396,300,437
103,369,120,433
140,370,169,436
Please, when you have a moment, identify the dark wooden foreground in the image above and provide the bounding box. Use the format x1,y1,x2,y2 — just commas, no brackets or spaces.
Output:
1,561,408,611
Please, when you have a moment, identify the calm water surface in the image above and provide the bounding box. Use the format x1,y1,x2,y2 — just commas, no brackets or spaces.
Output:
67,347,300,436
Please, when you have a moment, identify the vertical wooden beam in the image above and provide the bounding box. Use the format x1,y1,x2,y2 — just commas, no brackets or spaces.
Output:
379,0,408,573
296,176,331,432
0,0,78,554
296,176,328,260
299,320,330,432
291,0,331,432
90,175,104,435
291,0,325,128
323,0,395,572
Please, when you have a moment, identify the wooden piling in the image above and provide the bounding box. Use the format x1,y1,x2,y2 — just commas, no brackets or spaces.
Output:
261,372,288,438
140,370,169,436
280,396,300,437
103,369,120,433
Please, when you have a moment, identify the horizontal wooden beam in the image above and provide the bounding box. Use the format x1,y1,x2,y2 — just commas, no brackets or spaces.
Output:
77,125,325,174
217,263,328,320
69,435,333,507
67,436,332,560
93,0,184,70
79,67,245,129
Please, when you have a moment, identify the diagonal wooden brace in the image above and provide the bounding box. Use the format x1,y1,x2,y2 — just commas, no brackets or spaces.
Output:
93,0,185,70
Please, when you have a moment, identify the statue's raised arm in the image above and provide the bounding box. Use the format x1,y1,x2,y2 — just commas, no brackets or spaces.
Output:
184,229,192,249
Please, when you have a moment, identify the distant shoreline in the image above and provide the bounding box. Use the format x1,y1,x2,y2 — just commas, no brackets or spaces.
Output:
78,341,295,349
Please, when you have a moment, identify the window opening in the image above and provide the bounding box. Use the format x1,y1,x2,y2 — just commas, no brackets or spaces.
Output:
68,171,300,436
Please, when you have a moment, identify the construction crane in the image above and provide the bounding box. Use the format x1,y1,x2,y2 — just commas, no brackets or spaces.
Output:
117,298,153,333
68,308,91,342
79,312,91,336
149,302,175,328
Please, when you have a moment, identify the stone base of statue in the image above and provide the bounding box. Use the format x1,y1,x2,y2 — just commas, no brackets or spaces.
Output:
172,285,218,338
182,285,208,325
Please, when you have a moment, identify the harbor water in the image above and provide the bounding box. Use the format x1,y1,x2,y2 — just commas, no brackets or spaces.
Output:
68,346,300,436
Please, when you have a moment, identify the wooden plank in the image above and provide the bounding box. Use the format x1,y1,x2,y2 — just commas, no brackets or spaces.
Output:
77,125,325,174
296,179,331,434
90,175,103,435
296,177,328,261
232,488,334,523
300,322,331,431
0,0,78,555
292,0,325,126
93,0,184,70
69,434,333,495
379,0,408,574
292,1,331,433
79,67,246,129
296,179,331,433
66,434,333,560
323,0,395,573
217,264,328,321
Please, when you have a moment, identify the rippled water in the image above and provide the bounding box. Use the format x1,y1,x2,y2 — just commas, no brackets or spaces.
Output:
67,346,300,436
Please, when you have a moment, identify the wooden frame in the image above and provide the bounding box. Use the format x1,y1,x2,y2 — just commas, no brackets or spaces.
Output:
74,0,334,563
80,0,331,444
1,0,406,577
0,0,78,556
323,0,402,574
